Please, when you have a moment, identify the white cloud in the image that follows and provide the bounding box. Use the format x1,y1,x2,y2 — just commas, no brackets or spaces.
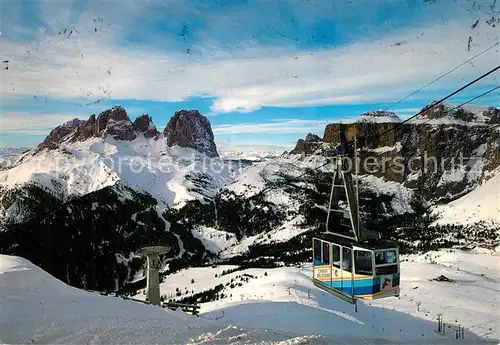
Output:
213,119,329,135
1,0,498,116
0,112,86,135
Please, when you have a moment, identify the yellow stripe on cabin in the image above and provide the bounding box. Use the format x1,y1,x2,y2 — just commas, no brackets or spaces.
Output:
314,276,374,281
356,286,399,299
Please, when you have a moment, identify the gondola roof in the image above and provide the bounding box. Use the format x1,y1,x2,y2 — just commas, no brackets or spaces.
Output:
314,232,398,250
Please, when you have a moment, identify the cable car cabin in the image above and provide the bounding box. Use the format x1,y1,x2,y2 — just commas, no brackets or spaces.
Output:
312,234,400,303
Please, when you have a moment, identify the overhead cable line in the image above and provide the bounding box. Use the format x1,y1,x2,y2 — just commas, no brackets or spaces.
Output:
375,64,500,141
416,85,500,126
375,84,500,148
282,85,499,188
265,67,499,192
381,41,500,112
305,64,500,150
289,51,500,157
357,85,500,180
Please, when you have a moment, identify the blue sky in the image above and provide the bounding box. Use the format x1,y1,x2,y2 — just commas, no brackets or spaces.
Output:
1,0,499,152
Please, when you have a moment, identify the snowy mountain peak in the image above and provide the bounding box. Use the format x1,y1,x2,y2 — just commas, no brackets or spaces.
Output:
164,109,219,158
37,117,85,151
219,151,281,161
0,147,29,156
419,101,499,124
95,106,137,141
133,114,160,139
290,133,323,154
38,106,141,152
61,118,85,129
305,133,322,142
358,110,402,123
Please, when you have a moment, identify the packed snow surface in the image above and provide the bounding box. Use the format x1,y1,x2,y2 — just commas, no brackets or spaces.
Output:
192,226,239,255
2,249,499,344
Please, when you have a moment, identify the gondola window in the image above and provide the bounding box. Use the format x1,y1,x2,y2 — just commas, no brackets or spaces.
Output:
342,247,352,272
332,245,341,268
375,250,397,265
354,250,373,275
314,239,322,263
322,242,330,265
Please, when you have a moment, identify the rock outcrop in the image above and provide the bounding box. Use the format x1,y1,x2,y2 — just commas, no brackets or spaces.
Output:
38,118,85,150
306,102,500,201
290,133,322,154
37,107,220,158
324,110,401,146
164,110,219,158
94,106,137,141
484,107,500,124
37,106,158,152
133,114,160,139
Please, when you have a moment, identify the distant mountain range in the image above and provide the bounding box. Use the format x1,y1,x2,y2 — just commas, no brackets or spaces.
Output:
219,151,281,162
0,147,29,156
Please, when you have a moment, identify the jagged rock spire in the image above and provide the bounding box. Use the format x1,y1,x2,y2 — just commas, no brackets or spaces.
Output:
163,109,219,158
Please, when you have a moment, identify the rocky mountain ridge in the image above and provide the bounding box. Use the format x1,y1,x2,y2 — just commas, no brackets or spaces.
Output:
292,102,500,202
290,133,322,155
164,110,219,158
36,106,217,157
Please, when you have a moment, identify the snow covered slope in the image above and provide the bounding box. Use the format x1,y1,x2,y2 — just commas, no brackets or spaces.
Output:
3,249,497,344
339,110,403,124
0,135,238,211
0,254,327,344
0,145,119,201
131,249,499,344
207,154,414,257
0,147,29,169
433,171,500,226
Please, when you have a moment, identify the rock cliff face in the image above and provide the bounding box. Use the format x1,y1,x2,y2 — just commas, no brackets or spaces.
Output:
319,103,500,201
133,114,160,139
38,118,85,150
36,107,220,159
290,133,322,154
37,106,137,151
97,106,137,141
70,106,137,142
323,110,401,146
164,110,219,158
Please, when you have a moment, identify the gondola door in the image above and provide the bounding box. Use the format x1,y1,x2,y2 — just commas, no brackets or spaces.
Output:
341,246,352,295
313,238,333,290
322,241,332,288
332,244,341,293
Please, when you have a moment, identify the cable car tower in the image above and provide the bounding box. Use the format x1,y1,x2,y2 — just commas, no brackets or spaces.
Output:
312,128,400,306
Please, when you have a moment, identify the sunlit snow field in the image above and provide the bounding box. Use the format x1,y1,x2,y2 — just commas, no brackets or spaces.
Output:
2,248,499,344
